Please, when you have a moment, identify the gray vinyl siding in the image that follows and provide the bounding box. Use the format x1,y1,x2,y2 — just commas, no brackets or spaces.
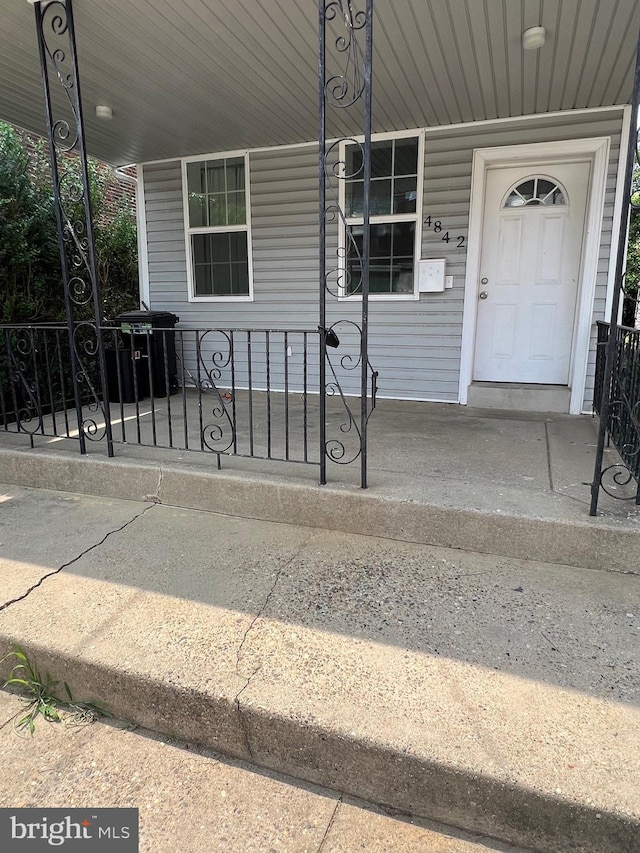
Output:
142,108,623,406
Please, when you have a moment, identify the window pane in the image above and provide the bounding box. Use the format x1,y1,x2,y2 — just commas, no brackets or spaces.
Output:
505,191,525,208
227,191,246,225
537,179,555,196
370,141,393,178
194,264,213,296
370,179,392,215
547,188,566,205
226,158,245,192
393,176,417,214
229,231,248,262
392,221,416,256
345,145,363,179
346,226,363,295
503,179,567,208
187,162,206,195
189,194,207,227
211,263,232,295
209,232,230,262
370,222,392,256
370,259,392,293
394,139,418,176
346,180,364,217
391,260,414,293
207,161,226,195
346,223,415,295
193,234,212,264
193,233,248,297
516,179,535,201
231,262,249,295
208,194,227,226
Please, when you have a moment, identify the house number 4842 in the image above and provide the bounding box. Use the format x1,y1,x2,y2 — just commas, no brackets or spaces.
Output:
424,216,465,249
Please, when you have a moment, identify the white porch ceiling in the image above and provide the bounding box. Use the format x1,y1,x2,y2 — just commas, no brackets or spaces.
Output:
0,0,638,166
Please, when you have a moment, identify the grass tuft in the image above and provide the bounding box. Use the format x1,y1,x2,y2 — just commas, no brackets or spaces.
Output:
1,645,109,736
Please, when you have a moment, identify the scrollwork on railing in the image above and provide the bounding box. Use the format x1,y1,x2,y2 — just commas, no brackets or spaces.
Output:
321,1,370,300
593,325,640,504
3,330,43,436
598,463,639,500
323,138,365,298
320,0,375,487
34,0,113,453
70,322,107,441
193,331,235,454
324,1,366,109
323,320,376,465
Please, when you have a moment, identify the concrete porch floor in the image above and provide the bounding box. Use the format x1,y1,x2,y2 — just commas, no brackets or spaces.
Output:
6,392,640,512
0,395,638,572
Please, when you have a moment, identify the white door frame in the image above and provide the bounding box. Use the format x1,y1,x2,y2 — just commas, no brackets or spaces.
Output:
458,137,610,414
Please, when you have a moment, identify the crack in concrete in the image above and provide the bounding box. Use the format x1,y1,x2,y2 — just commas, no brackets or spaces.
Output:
317,795,343,853
143,468,164,504
235,530,317,676
232,531,317,762
544,421,555,493
0,503,156,614
234,675,259,763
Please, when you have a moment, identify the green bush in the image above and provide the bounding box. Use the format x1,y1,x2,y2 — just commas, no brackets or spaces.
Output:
0,122,138,324
623,206,639,328
0,125,60,322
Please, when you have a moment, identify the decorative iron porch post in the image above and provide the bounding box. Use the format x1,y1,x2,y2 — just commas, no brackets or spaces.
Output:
319,0,374,488
32,0,114,456
589,25,640,515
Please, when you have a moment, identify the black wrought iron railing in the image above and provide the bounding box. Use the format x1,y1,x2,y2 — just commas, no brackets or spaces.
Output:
0,323,377,472
9,0,378,487
594,321,640,498
1,324,83,443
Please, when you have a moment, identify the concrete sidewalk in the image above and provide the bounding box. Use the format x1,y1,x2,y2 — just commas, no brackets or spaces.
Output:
0,484,638,852
0,691,529,853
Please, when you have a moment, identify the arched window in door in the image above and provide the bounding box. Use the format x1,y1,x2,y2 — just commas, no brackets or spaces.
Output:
503,176,567,208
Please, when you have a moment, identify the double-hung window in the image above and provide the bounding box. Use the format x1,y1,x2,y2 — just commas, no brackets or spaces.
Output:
184,153,253,300
341,134,422,298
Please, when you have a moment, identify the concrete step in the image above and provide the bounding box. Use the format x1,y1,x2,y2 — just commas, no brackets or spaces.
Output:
467,383,571,414
0,485,638,853
0,690,530,853
0,443,638,573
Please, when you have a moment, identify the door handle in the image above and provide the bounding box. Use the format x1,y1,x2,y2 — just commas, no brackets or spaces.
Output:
479,291,488,300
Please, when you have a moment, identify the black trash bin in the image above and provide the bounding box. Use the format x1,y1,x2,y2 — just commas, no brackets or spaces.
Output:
105,347,149,404
114,310,180,399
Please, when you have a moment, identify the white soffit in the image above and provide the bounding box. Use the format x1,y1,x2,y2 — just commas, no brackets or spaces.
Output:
0,0,638,165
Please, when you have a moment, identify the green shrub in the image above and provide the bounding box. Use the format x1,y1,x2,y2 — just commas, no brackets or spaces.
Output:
0,122,138,324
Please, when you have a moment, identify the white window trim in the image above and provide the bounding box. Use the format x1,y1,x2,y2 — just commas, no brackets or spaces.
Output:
338,130,424,301
181,150,254,302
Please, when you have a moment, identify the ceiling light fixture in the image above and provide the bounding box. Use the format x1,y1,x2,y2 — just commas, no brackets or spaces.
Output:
95,105,113,120
522,26,546,50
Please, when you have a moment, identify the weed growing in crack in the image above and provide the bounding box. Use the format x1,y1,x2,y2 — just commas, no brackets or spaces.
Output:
1,645,110,736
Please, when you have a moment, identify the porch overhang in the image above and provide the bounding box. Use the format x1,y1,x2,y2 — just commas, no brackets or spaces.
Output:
1,0,639,166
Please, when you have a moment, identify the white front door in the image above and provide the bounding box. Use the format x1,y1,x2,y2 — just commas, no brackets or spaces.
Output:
473,162,590,384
